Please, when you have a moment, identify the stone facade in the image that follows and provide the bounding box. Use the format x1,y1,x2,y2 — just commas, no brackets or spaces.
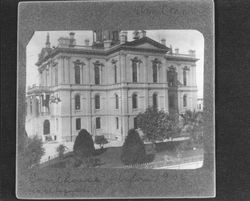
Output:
26,30,198,143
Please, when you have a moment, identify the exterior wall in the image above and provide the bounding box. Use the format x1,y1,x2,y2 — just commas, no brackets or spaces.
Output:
26,43,198,143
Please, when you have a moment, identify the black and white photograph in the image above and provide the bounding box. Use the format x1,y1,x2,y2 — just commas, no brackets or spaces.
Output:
16,1,214,199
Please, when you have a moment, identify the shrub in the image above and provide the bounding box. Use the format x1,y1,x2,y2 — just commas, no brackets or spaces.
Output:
121,129,146,165
94,135,108,148
73,129,95,167
20,135,45,169
137,106,179,142
56,144,67,158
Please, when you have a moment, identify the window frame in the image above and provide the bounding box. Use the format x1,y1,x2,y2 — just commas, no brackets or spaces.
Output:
132,93,138,109
95,94,100,109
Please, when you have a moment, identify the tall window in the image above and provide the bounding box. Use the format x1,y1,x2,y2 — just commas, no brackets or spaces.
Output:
75,94,80,110
94,64,100,85
167,67,177,87
75,64,80,84
96,117,101,129
134,117,138,129
114,64,117,83
153,93,158,108
95,94,100,109
169,95,175,108
183,69,187,86
153,62,158,83
132,61,137,83
116,117,119,129
76,118,81,130
132,93,138,109
115,94,119,109
55,66,58,85
112,31,119,41
43,120,50,135
183,95,187,107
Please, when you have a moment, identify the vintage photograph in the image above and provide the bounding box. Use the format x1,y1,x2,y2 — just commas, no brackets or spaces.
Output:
17,1,214,198
24,29,204,169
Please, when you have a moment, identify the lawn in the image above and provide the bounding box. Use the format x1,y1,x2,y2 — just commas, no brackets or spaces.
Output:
43,141,203,169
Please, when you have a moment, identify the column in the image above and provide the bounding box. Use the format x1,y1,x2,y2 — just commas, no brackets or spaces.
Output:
58,57,63,84
144,56,149,108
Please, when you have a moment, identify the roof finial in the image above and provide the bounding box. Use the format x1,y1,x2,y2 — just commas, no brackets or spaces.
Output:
46,32,50,48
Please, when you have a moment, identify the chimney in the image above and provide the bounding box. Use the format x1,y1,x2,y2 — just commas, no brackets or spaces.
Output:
84,39,90,46
119,31,128,44
104,40,112,49
161,38,166,46
69,32,76,46
188,50,196,57
140,30,146,38
133,30,140,40
175,48,179,54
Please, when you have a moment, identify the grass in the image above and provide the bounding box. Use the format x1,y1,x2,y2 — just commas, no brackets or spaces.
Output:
43,141,203,169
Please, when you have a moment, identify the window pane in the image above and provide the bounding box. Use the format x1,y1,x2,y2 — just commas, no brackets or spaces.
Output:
76,118,81,130
114,65,117,83
95,65,100,85
116,117,119,129
134,117,138,129
115,94,119,109
75,95,80,110
95,95,100,109
153,63,157,83
132,94,137,109
75,65,80,84
96,117,101,129
132,61,137,83
153,93,158,108
183,70,187,86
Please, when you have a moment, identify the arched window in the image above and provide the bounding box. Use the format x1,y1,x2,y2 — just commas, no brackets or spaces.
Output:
43,120,50,135
115,94,119,109
183,95,187,107
132,93,138,109
183,69,187,86
94,64,100,85
75,65,80,84
153,62,158,83
153,93,158,108
132,61,137,83
95,94,100,109
75,94,80,110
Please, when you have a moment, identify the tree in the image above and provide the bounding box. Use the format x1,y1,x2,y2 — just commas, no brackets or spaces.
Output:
180,110,203,144
121,129,146,165
73,129,96,167
94,135,108,148
56,144,67,158
137,106,179,142
19,135,45,169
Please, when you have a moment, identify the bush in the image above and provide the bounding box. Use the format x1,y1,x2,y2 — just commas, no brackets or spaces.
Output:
121,129,146,165
73,129,96,167
94,135,108,148
56,144,67,158
137,106,179,142
20,135,45,169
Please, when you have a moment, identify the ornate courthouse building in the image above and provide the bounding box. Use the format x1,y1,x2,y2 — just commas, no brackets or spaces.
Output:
26,30,198,143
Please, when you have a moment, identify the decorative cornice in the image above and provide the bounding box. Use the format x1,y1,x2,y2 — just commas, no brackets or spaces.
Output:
73,59,85,66
131,56,142,63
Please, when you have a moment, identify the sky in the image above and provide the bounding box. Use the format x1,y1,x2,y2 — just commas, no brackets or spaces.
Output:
26,30,204,98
